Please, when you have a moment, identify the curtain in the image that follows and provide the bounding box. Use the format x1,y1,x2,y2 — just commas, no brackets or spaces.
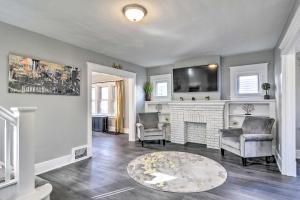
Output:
115,80,124,133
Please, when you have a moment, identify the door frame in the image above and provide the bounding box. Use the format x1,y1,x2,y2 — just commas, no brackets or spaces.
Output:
277,5,300,177
86,62,136,157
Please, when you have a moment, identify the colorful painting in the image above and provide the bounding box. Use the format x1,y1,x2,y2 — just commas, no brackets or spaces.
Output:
8,54,80,96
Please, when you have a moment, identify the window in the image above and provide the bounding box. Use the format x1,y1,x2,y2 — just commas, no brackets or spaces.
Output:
230,63,268,99
91,87,96,114
91,83,115,115
156,81,168,97
238,75,259,94
100,87,109,114
150,74,172,101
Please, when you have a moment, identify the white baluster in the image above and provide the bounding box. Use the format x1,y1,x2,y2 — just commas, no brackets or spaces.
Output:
4,120,10,182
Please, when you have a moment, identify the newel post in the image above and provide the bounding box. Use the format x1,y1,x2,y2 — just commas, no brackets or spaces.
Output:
11,107,38,196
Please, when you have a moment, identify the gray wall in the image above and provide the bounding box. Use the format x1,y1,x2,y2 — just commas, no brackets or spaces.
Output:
0,21,146,163
148,56,222,100
147,50,275,100
221,50,275,99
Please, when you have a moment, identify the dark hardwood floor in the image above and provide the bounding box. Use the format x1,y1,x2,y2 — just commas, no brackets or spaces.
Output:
40,132,300,200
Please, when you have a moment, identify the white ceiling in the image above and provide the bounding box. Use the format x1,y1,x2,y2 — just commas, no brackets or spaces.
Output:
0,0,295,67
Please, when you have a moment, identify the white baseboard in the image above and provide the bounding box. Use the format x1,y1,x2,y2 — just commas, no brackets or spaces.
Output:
275,149,282,173
35,151,90,175
296,150,300,159
108,126,129,134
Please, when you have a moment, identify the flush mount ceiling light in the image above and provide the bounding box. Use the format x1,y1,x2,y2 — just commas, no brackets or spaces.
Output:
208,64,218,69
123,4,147,22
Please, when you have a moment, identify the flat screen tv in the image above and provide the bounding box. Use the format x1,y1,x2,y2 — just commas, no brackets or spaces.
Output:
173,65,218,92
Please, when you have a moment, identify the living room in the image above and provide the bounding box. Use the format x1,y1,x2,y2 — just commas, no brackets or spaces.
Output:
0,0,299,200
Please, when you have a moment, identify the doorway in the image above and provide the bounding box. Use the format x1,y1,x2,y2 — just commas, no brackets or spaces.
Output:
86,62,136,157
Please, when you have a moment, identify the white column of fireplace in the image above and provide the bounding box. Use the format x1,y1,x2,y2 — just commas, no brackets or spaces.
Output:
169,102,225,149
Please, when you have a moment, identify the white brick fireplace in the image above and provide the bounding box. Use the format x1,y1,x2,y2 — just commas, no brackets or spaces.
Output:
169,102,225,149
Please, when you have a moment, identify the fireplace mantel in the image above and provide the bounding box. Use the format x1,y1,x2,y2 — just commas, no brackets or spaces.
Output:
169,101,225,149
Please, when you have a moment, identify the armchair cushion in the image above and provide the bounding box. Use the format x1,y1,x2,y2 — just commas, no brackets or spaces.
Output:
222,136,240,149
220,128,243,137
144,128,163,136
242,116,275,135
138,112,159,129
241,134,273,142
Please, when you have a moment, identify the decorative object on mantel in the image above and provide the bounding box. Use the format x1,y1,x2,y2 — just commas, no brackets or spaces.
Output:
8,54,80,96
230,120,239,127
192,97,195,101
180,97,184,101
112,63,122,69
155,104,162,113
205,96,210,101
242,104,255,115
165,117,169,122
262,83,271,99
127,151,227,193
143,81,153,101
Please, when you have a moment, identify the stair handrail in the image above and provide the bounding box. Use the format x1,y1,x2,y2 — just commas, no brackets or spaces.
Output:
0,106,19,189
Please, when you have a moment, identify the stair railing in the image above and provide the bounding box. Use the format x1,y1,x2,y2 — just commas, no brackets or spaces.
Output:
0,106,19,189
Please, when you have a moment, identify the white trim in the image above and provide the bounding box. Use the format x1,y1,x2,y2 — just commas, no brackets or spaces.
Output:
296,150,300,159
87,62,137,157
275,149,282,173
150,74,172,101
35,154,72,175
280,55,297,177
230,63,268,100
34,151,90,175
279,5,300,54
275,4,300,177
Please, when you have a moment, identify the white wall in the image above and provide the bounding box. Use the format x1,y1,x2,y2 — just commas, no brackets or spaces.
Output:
273,0,300,157
296,55,300,150
0,21,146,163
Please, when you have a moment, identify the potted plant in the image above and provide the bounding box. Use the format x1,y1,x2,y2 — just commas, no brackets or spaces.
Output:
143,81,153,101
261,83,271,99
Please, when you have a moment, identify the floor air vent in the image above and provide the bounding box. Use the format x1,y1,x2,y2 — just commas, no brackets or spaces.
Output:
72,145,88,162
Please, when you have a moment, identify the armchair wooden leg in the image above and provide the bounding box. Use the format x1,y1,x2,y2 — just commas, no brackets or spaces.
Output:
158,140,161,144
163,139,166,146
266,156,271,164
141,141,144,147
221,148,225,157
242,158,247,166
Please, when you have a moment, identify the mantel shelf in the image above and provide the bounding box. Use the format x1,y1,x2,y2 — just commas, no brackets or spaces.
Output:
229,114,269,117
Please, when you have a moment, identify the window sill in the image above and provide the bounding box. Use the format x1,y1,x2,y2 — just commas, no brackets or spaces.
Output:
230,95,264,101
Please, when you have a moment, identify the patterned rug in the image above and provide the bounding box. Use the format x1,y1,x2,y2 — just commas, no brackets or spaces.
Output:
127,151,227,193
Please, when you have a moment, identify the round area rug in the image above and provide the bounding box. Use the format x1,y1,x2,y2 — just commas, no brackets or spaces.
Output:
127,151,227,193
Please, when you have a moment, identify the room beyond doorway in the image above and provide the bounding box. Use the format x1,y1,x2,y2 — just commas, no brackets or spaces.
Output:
87,62,136,158
91,72,130,134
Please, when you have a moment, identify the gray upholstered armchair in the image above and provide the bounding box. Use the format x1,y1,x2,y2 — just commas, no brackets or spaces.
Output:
220,116,275,166
136,112,167,147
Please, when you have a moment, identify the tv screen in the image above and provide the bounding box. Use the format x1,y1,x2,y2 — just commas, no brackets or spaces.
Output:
173,65,218,92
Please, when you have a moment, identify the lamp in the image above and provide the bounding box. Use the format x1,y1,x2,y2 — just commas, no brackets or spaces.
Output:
123,4,147,22
208,64,218,69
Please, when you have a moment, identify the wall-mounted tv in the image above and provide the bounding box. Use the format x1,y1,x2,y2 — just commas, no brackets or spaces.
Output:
173,65,218,93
